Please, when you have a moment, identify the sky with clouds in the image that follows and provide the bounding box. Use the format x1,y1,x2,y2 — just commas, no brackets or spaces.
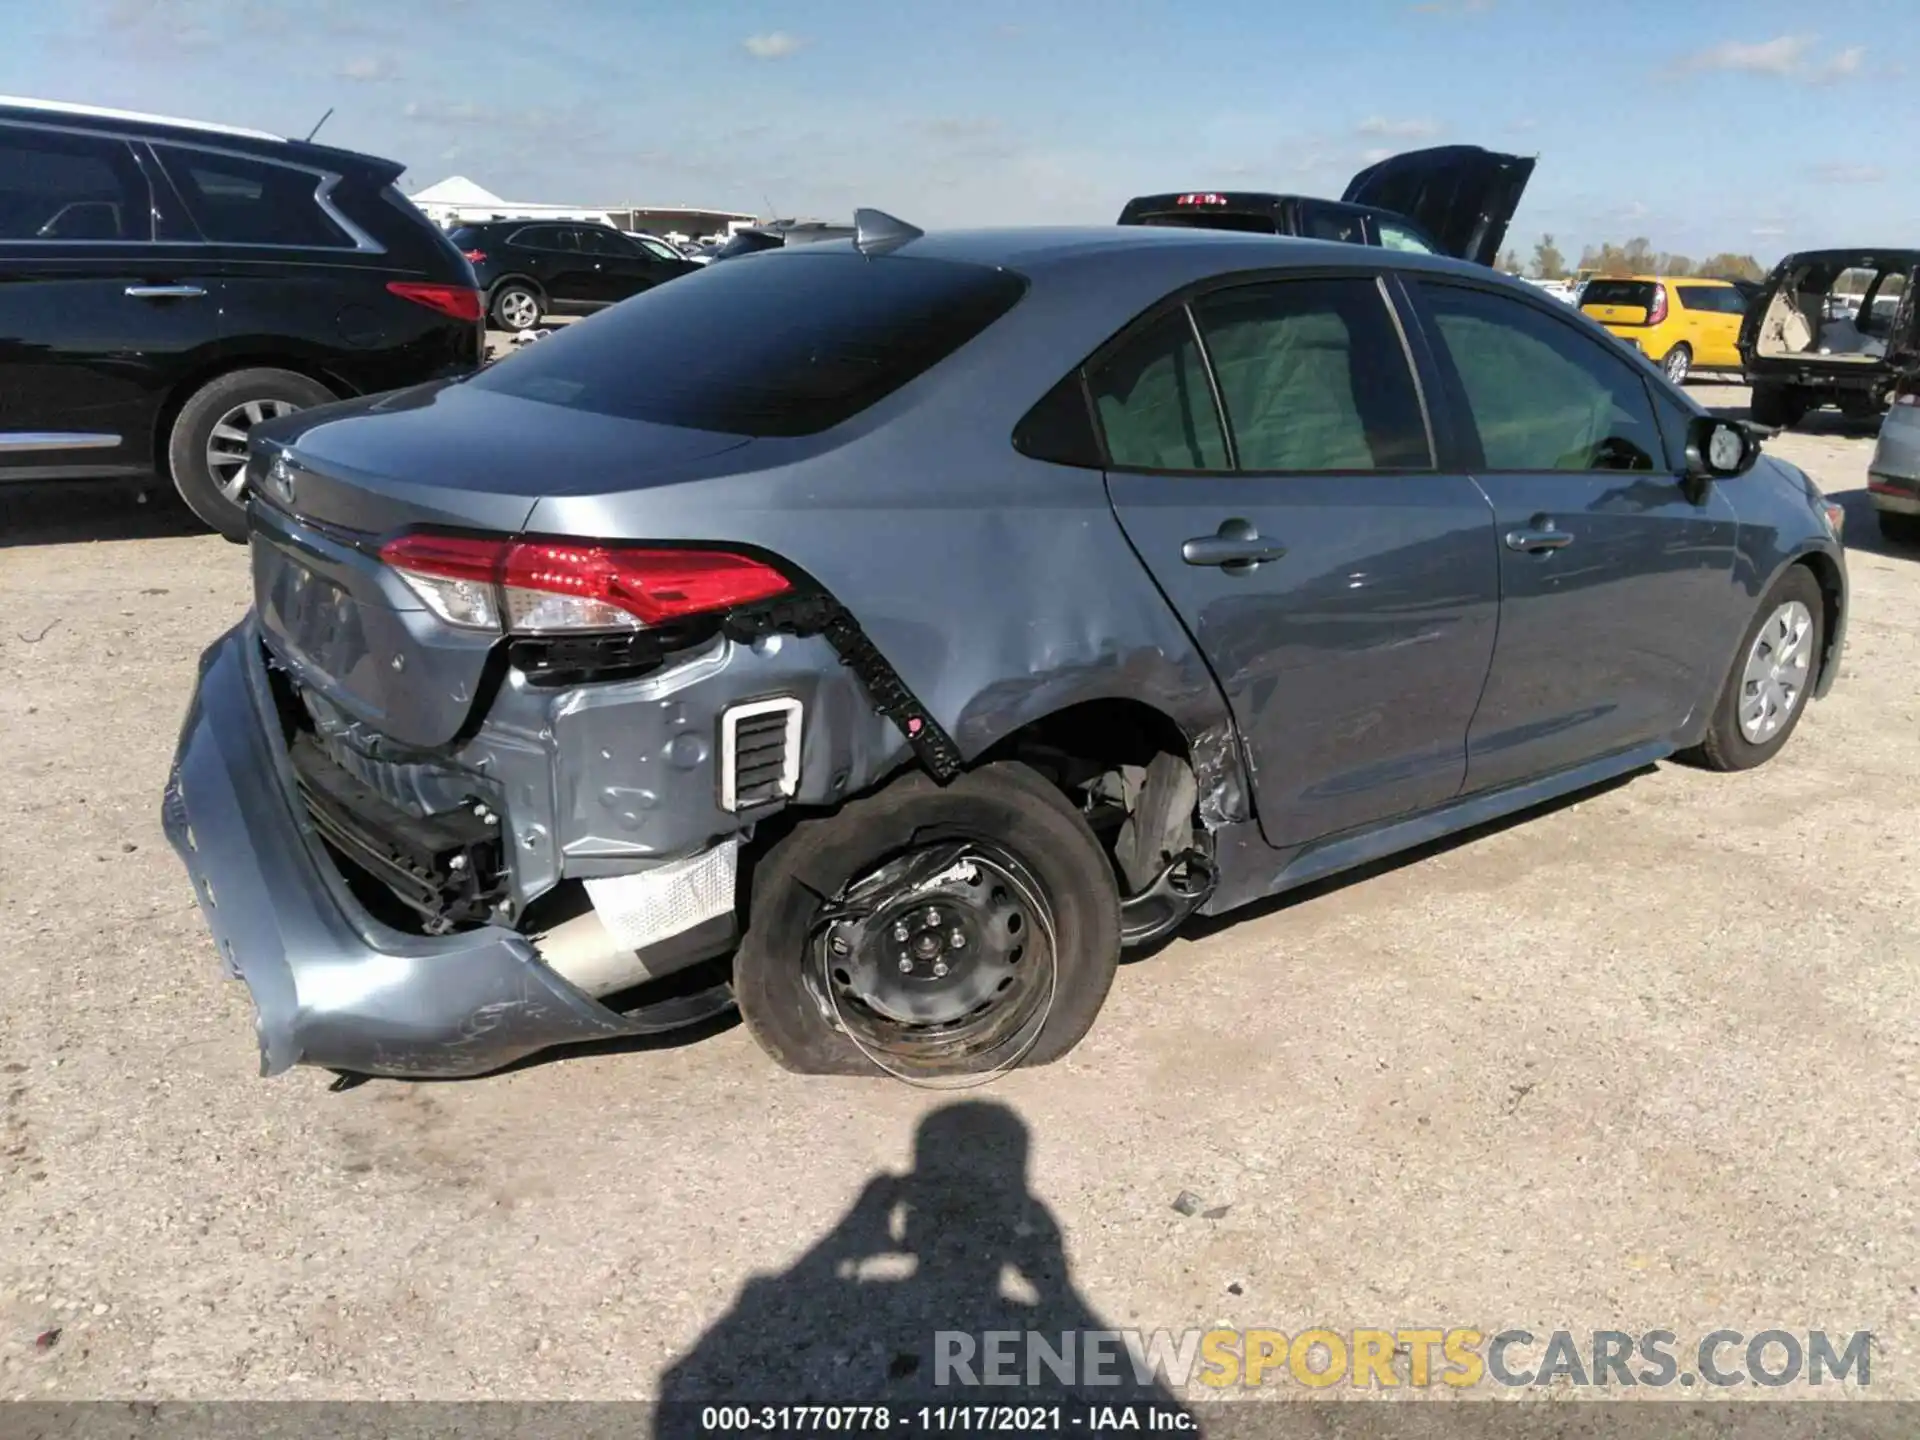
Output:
4,0,1913,264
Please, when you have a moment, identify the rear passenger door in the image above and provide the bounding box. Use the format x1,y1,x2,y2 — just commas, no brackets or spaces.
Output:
511,225,592,307
1674,283,1744,368
1403,278,1742,795
1097,273,1502,849
0,122,205,481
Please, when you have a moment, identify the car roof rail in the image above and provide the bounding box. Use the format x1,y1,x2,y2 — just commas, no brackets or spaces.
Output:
853,207,924,257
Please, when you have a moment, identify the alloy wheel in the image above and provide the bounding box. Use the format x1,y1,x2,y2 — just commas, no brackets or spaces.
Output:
497,289,539,330
206,398,301,502
1664,347,1690,386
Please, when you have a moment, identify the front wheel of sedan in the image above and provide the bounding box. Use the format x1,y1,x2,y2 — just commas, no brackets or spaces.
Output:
167,368,337,542
1686,565,1824,772
1662,343,1692,386
733,762,1122,1080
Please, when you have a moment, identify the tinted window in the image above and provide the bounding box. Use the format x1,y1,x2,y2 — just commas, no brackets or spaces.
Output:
469,252,1027,437
1421,282,1662,473
154,146,350,247
1087,309,1229,471
0,126,147,241
1126,210,1282,235
1376,219,1437,255
1190,278,1430,471
1579,279,1658,311
1676,285,1746,315
1297,202,1366,246
575,228,632,256
714,230,782,260
509,225,574,251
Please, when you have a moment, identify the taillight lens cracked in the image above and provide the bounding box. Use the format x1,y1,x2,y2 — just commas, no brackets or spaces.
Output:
378,533,792,634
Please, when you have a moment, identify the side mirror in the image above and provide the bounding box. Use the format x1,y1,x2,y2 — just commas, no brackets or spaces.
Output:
1682,414,1761,501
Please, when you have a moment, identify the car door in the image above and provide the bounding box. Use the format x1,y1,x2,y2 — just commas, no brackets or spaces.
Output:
512,225,590,307
1402,277,1743,795
1097,272,1501,849
1674,283,1743,368
0,121,214,481
1341,146,1537,267
576,228,664,303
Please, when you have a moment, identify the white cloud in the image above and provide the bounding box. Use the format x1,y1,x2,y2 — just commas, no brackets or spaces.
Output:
1408,0,1492,14
1812,45,1864,83
1674,34,1864,84
1358,147,1392,164
1356,116,1439,139
336,54,396,82
1812,162,1884,184
742,31,805,59
1752,225,1788,237
1508,117,1538,133
1678,35,1813,74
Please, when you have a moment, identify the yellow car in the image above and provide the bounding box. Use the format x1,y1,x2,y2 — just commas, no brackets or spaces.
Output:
1579,275,1749,386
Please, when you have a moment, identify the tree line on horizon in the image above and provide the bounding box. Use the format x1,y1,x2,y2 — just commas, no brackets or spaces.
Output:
1495,235,1768,284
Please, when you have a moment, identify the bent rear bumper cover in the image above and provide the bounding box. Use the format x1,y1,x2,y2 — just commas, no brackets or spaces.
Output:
162,621,715,1079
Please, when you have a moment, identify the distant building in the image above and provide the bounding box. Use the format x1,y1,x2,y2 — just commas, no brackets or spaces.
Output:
405,177,756,244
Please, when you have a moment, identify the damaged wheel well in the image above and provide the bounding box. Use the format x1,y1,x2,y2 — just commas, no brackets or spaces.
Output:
979,699,1209,898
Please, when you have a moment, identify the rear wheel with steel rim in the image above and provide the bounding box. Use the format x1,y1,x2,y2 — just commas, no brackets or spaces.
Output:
167,367,336,542
1688,565,1825,771
490,283,542,331
1662,343,1691,386
819,842,1056,1080
735,762,1122,1079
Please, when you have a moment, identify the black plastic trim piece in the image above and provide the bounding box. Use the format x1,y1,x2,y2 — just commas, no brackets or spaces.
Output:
724,591,965,783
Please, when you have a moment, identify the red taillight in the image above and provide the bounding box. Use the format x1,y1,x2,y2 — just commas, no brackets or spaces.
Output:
378,533,793,634
462,248,487,263
386,281,484,322
1647,285,1668,325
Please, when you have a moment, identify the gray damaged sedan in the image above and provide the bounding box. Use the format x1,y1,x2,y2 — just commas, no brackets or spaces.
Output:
163,210,1850,1083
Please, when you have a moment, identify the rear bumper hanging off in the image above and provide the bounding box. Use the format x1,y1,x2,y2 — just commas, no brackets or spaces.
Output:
161,620,730,1080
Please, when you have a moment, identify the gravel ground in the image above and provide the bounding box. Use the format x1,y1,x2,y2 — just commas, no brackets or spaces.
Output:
1,383,1915,1403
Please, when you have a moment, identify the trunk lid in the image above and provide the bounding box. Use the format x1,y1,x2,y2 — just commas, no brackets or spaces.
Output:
1341,145,1536,268
248,380,751,749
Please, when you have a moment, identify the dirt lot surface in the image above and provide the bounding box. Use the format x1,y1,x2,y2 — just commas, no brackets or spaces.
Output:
1,383,1915,1403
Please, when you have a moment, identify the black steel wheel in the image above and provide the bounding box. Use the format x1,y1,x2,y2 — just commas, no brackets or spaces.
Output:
734,762,1122,1079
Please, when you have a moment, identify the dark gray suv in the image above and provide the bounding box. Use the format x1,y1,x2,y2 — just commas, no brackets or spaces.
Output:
164,213,1849,1085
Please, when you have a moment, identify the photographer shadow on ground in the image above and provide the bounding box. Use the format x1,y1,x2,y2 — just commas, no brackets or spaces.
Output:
654,1100,1186,1434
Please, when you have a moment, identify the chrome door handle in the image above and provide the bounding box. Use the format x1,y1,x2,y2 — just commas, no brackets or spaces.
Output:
125,284,206,299
1505,528,1574,552
1182,518,1287,569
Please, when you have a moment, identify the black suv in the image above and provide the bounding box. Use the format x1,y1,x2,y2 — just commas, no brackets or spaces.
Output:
0,97,484,540
1738,248,1919,428
1118,145,1537,269
449,220,699,331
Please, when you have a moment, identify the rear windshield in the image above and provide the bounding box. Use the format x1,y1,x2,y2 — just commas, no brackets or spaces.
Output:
1126,211,1281,235
714,230,784,260
448,225,481,246
1581,280,1658,311
467,251,1029,436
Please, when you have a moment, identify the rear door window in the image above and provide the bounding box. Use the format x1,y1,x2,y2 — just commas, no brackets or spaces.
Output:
1376,218,1437,254
1189,277,1431,471
153,145,352,248
0,125,149,241
1296,202,1366,246
1418,281,1664,472
1087,309,1230,471
468,251,1028,437
1580,280,1659,312
1676,285,1745,314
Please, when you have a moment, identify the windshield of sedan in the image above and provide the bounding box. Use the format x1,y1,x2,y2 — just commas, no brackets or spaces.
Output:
468,250,1028,436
